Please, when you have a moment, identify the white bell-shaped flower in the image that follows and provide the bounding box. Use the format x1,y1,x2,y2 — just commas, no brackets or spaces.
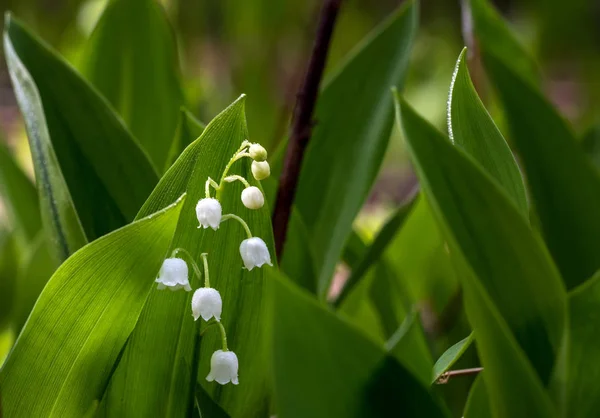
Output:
248,143,267,161
206,349,239,385
196,198,222,230
241,186,264,210
239,237,272,270
191,287,222,321
155,258,191,291
251,160,270,181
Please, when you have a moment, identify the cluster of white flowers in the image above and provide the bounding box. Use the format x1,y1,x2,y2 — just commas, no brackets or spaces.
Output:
155,140,272,386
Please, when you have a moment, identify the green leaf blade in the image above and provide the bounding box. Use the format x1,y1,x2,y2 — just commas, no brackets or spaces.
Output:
0,195,185,417
448,48,527,217
294,0,418,298
4,14,159,248
83,0,185,171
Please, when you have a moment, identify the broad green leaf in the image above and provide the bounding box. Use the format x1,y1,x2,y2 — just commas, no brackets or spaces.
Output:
334,192,417,307
0,327,14,366
463,375,491,418
4,24,87,261
467,0,539,86
0,141,41,245
5,15,159,249
12,234,56,332
105,96,274,418
432,333,474,383
566,270,600,417
83,0,185,171
271,270,448,418
294,0,418,299
481,51,600,290
447,48,527,217
280,209,317,293
385,311,433,386
0,195,185,417
0,229,18,330
165,108,205,171
397,96,562,415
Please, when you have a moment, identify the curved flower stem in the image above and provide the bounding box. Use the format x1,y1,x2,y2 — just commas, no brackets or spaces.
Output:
218,321,228,351
205,177,220,198
224,174,251,188
201,253,210,288
199,319,229,351
216,144,253,200
171,247,202,284
221,214,253,239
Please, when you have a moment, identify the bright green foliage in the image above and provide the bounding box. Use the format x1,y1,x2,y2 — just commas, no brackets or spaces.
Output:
270,270,449,418
104,96,275,418
432,333,474,383
294,1,418,299
0,196,185,417
82,0,185,172
397,96,562,416
165,109,205,171
447,48,527,217
4,15,159,255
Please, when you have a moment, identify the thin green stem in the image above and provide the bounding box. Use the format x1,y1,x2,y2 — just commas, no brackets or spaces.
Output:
201,253,210,288
218,321,228,351
221,214,253,239
224,174,251,188
205,177,220,198
171,248,202,284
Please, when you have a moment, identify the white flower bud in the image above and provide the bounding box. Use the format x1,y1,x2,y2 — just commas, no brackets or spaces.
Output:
251,160,270,180
239,237,272,270
196,198,222,230
241,186,264,210
248,143,267,161
155,258,191,291
206,350,239,385
191,287,222,321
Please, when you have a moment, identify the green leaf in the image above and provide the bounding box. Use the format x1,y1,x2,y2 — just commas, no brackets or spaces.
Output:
467,0,539,86
0,229,18,330
4,24,87,261
4,14,159,252
0,141,41,245
385,311,433,386
566,270,600,417
335,192,417,307
463,375,491,418
432,333,474,383
447,48,527,217
481,51,600,290
294,0,418,299
0,195,185,417
12,234,56,332
271,270,448,418
280,209,318,293
397,95,562,415
165,108,205,171
82,0,185,171
104,96,275,418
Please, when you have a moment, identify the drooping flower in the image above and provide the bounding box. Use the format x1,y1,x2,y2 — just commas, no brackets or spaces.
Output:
206,350,239,385
191,287,222,321
155,258,191,291
251,160,270,181
248,143,267,161
239,237,272,270
241,186,265,210
196,198,222,230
